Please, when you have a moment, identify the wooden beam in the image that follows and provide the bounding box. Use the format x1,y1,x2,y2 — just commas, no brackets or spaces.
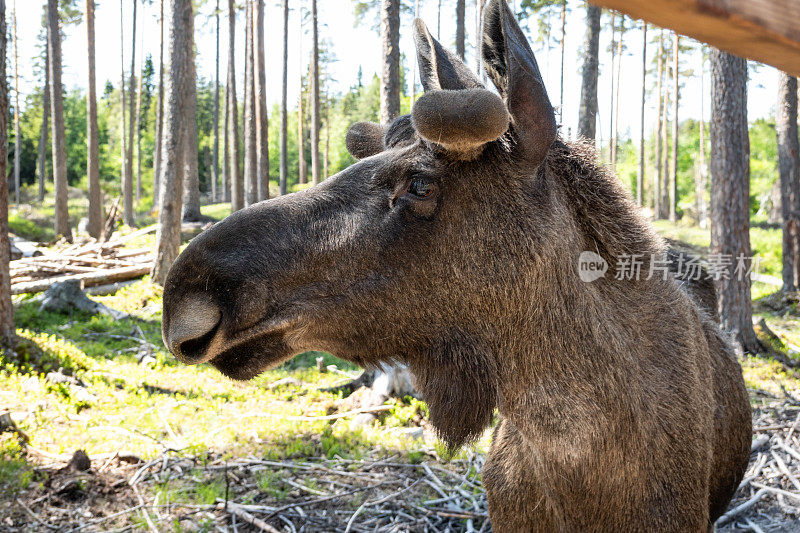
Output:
590,0,800,76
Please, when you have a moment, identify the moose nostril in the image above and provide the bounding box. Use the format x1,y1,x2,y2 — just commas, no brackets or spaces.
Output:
165,295,221,363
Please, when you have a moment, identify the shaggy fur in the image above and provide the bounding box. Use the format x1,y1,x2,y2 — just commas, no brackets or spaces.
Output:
412,89,509,156
162,1,751,530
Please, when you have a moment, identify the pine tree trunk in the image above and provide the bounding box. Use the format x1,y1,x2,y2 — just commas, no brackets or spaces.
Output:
153,0,194,285
37,33,50,203
311,0,321,185
410,0,419,103
12,7,19,206
655,30,663,218
456,0,465,60
153,0,165,210
577,5,600,141
48,0,71,241
86,0,102,238
124,0,137,226
120,0,128,220
298,76,306,186
212,0,220,203
559,1,566,124
777,73,800,292
181,47,200,222
0,0,13,343
697,53,708,228
438,0,442,40
227,0,243,211
670,33,679,222
324,97,329,178
638,23,646,207
380,0,400,123
608,12,615,161
135,45,144,203
611,16,624,165
255,0,268,201
222,83,229,201
709,49,760,354
243,0,257,205
661,86,670,218
279,0,288,196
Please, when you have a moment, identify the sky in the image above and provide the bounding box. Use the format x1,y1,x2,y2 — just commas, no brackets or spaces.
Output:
11,0,781,146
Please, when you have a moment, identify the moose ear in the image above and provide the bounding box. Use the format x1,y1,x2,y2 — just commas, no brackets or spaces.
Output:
345,122,385,160
413,19,483,91
481,0,556,168
412,88,509,157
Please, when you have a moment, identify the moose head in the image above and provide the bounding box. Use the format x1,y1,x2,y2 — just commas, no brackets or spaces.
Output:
163,0,558,450
163,2,751,529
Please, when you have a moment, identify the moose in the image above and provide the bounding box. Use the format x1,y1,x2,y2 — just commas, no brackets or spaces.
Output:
162,0,751,529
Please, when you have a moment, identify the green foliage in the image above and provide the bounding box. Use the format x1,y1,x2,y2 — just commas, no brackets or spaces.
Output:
0,437,33,497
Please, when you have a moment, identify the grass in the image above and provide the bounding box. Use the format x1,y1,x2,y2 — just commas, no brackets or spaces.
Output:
2,198,797,507
1,276,482,499
653,219,784,300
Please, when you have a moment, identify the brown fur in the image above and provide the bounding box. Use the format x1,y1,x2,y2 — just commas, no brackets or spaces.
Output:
162,1,751,530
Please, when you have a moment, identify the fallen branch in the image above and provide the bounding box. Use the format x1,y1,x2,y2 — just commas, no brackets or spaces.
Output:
715,488,767,527
218,502,281,533
12,265,151,295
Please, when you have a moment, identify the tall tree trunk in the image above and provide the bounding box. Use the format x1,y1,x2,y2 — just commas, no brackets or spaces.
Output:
255,0,268,201
153,0,165,210
135,42,144,203
670,32,679,222
456,0,465,60
86,0,102,238
37,31,50,203
380,0,400,123
661,85,670,218
411,0,419,103
611,15,624,165
227,0,243,211
212,0,220,203
124,0,137,225
119,0,128,220
0,0,13,343
559,0,566,124
243,0,257,205
324,96,329,178
279,0,288,196
438,0,442,40
181,46,200,222
608,12,615,161
777,73,800,292
655,30,663,217
637,23,646,207
297,6,306,187
709,49,760,354
48,0,71,241
697,52,708,229
311,0,321,185
222,83,229,201
153,0,194,285
298,75,306,185
12,5,18,206
577,5,600,141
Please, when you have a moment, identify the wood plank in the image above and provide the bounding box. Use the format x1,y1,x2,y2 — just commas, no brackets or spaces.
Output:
590,0,800,76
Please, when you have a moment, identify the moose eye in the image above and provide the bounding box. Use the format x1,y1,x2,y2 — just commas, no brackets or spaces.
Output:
408,177,435,198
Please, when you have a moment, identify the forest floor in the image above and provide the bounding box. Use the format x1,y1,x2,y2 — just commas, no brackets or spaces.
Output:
2,209,800,531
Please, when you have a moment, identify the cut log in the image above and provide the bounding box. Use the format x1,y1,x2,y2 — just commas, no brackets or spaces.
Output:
11,264,152,295
103,223,159,248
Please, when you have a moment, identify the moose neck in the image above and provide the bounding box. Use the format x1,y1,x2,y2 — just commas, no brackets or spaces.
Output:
495,139,673,446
